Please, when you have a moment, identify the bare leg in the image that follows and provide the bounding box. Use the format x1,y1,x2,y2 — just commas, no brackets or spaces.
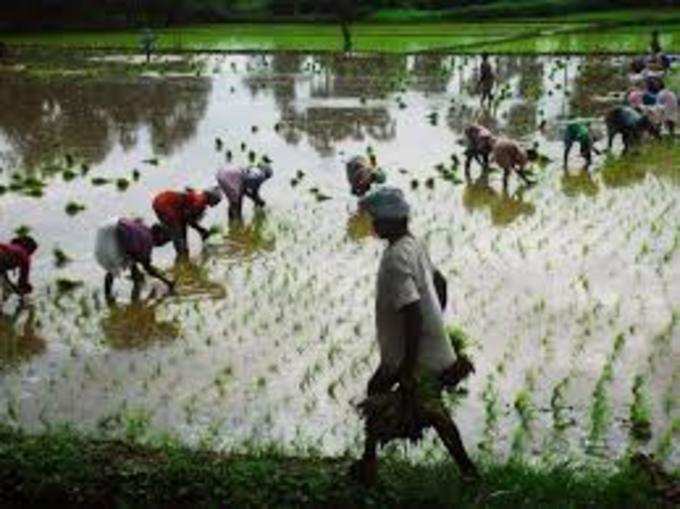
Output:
464,150,473,179
353,365,395,486
518,167,533,185
423,406,478,480
228,199,243,222
104,272,115,305
563,141,573,170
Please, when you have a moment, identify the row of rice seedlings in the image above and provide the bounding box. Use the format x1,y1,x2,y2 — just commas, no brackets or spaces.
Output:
587,333,626,452
478,373,500,457
628,374,652,443
511,388,536,459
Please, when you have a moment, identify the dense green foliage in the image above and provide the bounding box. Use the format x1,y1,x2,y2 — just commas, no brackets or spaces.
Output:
4,14,679,54
1,1,676,29
0,424,675,507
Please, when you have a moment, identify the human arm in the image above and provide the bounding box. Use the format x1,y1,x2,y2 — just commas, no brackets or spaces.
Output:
187,218,211,241
433,269,447,311
140,260,174,291
243,181,266,207
9,253,33,295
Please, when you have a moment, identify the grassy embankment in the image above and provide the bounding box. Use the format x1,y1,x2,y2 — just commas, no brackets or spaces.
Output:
0,424,677,508
1,9,679,54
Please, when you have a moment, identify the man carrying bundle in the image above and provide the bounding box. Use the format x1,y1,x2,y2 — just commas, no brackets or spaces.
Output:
352,187,477,486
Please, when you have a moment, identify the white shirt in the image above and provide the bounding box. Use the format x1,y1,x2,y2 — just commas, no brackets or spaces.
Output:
94,217,130,276
375,235,456,376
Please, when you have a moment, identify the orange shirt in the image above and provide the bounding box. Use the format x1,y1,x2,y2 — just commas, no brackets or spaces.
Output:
153,190,207,228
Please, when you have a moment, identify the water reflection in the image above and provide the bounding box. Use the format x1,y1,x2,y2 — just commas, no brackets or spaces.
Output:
169,259,227,300
205,210,276,262
562,170,600,198
101,298,180,350
0,75,211,171
411,54,453,94
462,173,535,226
281,106,396,156
0,307,46,369
570,56,626,117
312,54,407,99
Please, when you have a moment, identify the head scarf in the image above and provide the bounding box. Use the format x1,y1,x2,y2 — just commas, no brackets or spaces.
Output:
360,187,410,221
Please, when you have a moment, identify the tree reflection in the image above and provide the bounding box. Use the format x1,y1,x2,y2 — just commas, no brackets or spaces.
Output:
411,54,453,94
0,75,211,172
254,54,405,155
570,56,626,118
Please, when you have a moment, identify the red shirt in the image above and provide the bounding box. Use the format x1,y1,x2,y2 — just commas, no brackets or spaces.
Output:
153,190,208,228
0,243,31,292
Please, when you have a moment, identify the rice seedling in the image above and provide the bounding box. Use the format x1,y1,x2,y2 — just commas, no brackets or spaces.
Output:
511,388,536,458
65,201,86,216
629,374,652,442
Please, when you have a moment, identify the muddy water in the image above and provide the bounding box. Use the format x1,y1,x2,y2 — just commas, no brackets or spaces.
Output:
0,53,678,465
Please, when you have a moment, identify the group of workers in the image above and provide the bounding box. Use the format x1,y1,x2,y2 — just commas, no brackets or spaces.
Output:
1,163,273,305
461,35,677,188
0,37,676,487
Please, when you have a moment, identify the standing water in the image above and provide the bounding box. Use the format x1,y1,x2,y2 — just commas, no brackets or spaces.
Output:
0,52,678,466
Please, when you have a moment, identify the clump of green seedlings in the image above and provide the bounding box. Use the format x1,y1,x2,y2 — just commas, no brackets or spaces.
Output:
52,247,71,267
588,333,626,450
511,388,536,459
479,374,500,457
629,374,652,442
550,377,572,433
65,201,86,216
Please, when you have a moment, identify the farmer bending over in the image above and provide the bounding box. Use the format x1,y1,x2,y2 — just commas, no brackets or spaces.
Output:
563,121,600,171
353,187,477,486
0,236,38,301
95,217,174,304
216,162,273,222
152,187,221,257
346,156,386,197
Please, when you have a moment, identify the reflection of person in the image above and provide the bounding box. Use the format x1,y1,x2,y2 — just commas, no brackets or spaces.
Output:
0,306,46,367
352,187,477,486
346,156,386,197
463,173,535,226
94,217,174,305
561,170,599,199
216,163,273,222
102,300,179,350
0,236,38,301
479,53,494,107
152,188,222,257
563,121,600,171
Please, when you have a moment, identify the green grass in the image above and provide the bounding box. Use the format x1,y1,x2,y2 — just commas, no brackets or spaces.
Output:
3,10,679,54
0,424,675,508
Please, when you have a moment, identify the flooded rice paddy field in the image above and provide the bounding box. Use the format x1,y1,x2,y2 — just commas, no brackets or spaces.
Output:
0,52,678,466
